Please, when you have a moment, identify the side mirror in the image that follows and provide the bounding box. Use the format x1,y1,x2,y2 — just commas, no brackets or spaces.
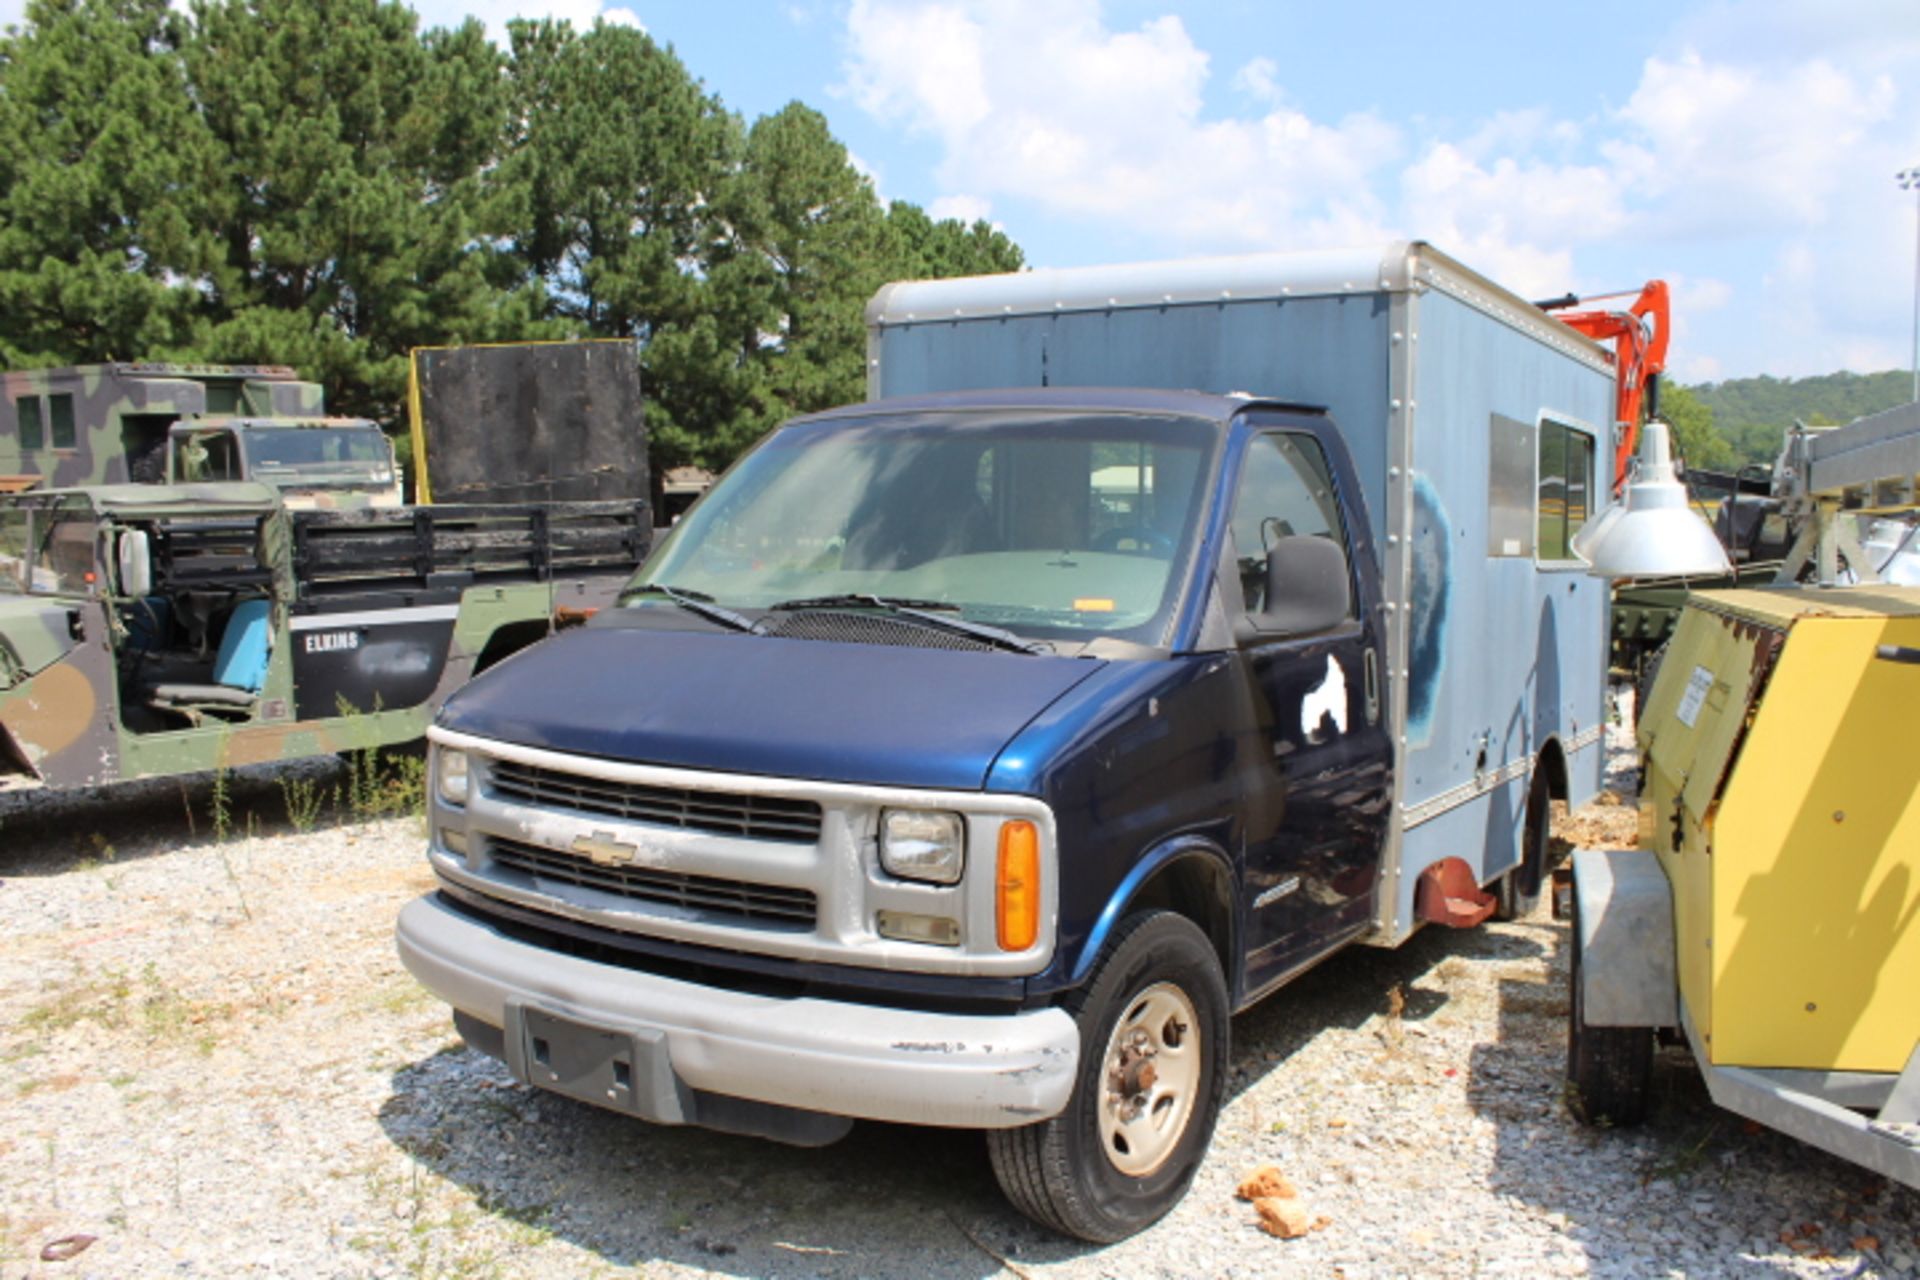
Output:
1239,534,1350,640
117,528,153,599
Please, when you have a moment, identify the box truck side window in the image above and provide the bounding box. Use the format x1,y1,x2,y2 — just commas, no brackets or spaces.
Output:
1487,414,1538,558
1536,418,1594,562
1229,432,1349,613
47,394,77,450
16,397,44,451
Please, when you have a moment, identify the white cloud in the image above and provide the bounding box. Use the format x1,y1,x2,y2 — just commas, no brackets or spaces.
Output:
845,150,886,202
1668,276,1732,314
838,1,1920,377
1232,56,1280,105
420,1,645,46
1603,51,1896,235
929,194,993,223
840,0,1397,253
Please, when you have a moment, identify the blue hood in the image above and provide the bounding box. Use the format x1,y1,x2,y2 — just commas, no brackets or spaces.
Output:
437,624,1107,791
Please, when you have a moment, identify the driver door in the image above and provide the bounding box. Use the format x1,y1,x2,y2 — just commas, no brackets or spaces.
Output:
1230,430,1393,996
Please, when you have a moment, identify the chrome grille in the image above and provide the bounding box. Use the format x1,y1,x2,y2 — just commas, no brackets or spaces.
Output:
489,760,823,843
488,836,817,928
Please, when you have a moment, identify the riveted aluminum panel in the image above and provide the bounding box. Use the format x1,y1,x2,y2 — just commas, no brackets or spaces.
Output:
1387,287,1614,937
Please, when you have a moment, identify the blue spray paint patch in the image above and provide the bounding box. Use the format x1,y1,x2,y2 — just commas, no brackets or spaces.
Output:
1406,473,1450,745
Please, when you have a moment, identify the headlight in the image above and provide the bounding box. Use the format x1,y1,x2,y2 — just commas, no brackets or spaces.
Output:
436,748,470,807
880,809,965,884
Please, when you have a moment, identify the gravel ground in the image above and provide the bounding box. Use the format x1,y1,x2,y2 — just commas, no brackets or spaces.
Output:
1,730,1915,1279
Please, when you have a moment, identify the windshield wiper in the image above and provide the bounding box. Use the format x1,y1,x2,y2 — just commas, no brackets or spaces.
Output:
766,593,1049,655
624,583,759,634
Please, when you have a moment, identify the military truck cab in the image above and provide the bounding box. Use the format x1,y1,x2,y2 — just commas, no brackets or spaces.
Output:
167,416,402,509
2,362,400,506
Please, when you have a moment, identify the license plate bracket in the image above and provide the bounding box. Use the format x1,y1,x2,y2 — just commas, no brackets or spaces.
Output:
505,1002,689,1124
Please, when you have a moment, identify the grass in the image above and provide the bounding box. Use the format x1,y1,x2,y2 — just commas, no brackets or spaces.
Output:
209,759,232,842
346,746,426,821
350,1158,572,1280
20,970,135,1035
368,977,435,1017
1642,1118,1724,1184
18,964,225,1055
280,772,326,831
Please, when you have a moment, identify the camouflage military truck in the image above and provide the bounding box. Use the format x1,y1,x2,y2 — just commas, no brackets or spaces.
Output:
2,363,403,508
0,482,647,791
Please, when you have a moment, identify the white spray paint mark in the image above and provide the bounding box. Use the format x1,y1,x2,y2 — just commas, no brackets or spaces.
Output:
1301,654,1348,744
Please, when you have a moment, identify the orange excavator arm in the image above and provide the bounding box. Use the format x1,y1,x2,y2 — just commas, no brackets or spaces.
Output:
1538,280,1670,493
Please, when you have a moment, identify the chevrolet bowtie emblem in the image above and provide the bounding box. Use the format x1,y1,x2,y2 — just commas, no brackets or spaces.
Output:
571,830,639,868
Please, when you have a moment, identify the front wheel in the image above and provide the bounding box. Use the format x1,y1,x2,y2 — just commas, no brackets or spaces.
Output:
988,911,1229,1243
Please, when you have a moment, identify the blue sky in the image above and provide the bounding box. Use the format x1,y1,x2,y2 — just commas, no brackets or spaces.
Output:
5,0,1918,384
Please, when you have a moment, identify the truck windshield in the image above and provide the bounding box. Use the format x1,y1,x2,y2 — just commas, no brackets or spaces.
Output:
240,426,393,481
635,410,1219,645
0,499,96,596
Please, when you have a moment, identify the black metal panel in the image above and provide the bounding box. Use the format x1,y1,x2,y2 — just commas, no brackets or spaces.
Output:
290,614,455,718
290,500,648,596
414,341,647,504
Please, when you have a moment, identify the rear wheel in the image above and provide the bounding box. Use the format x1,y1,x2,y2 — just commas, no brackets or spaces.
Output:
1494,774,1551,920
988,911,1228,1243
1565,887,1653,1126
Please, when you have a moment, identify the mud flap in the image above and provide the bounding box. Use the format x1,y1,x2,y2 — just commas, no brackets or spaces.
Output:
1413,857,1496,928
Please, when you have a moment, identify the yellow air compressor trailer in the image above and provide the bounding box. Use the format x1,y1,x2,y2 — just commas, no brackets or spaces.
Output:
1564,584,1920,1188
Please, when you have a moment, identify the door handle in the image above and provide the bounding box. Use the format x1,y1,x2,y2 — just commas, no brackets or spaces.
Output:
1364,647,1380,724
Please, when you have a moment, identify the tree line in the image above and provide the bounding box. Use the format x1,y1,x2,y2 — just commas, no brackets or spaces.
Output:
0,0,1024,475
1661,369,1913,475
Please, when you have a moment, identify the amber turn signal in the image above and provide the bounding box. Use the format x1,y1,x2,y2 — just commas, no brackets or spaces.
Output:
996,820,1040,951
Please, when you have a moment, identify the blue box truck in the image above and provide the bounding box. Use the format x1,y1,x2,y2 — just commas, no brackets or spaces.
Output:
397,241,1616,1240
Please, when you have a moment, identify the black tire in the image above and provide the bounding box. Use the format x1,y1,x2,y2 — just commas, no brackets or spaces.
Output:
1493,774,1551,921
1565,888,1653,1126
987,911,1229,1243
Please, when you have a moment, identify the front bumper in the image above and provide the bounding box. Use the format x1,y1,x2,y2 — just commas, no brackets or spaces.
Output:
397,893,1080,1130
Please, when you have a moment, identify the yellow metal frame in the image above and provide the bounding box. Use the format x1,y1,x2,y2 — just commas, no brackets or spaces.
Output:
1641,586,1920,1073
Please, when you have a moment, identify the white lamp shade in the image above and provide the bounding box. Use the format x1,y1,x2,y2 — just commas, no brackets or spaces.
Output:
1575,421,1734,579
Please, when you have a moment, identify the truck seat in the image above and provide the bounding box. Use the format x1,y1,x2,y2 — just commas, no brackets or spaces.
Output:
211,599,272,692
146,598,272,724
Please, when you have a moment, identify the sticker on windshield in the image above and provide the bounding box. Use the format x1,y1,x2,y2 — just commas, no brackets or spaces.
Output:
1675,666,1714,727
1073,597,1115,612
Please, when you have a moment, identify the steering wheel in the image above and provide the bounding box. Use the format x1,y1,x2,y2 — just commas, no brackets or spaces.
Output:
1092,526,1175,556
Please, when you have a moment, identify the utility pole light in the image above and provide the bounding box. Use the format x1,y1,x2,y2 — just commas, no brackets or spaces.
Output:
1902,167,1920,403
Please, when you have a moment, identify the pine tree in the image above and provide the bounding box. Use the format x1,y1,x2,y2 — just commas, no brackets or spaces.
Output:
0,0,216,365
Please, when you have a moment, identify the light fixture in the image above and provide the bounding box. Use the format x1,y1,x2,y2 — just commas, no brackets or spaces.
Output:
1573,420,1733,578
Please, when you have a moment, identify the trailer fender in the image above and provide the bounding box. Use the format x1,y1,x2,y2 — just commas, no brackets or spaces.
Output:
1572,849,1678,1028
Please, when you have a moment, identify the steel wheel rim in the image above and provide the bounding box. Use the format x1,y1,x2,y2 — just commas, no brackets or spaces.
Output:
1097,981,1201,1177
